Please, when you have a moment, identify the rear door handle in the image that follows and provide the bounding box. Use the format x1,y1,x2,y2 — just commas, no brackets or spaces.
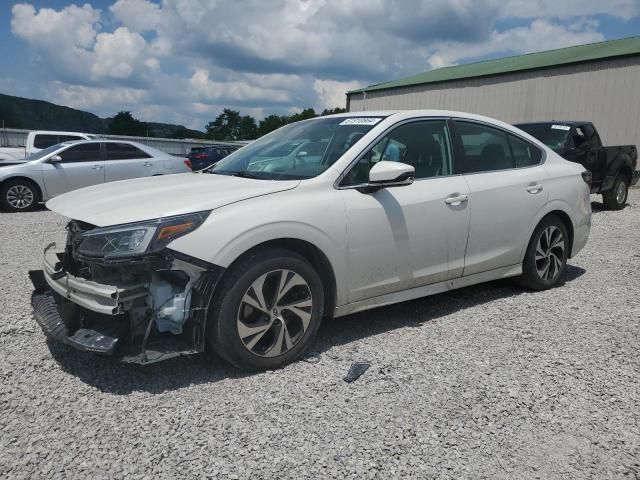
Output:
91,164,103,170
143,162,153,167
526,184,543,194
445,194,468,205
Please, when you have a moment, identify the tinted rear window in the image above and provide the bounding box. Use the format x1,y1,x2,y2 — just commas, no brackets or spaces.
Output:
105,143,151,160
517,124,569,153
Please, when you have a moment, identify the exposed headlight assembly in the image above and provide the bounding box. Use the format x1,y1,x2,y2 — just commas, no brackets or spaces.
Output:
75,211,210,259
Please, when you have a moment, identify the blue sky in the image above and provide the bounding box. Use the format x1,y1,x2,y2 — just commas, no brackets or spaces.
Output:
1,1,640,130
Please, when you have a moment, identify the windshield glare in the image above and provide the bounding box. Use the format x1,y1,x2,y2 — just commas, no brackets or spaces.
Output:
210,117,384,179
25,144,66,161
517,124,569,153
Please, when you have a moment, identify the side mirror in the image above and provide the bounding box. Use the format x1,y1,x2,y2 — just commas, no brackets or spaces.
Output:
49,155,62,163
367,161,414,189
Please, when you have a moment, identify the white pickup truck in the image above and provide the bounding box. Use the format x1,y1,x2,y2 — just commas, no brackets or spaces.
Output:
0,130,97,163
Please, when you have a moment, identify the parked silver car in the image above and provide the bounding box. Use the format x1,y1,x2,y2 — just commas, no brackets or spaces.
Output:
0,140,190,211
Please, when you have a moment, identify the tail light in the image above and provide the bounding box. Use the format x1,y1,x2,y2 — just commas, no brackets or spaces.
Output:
581,170,592,187
184,159,192,169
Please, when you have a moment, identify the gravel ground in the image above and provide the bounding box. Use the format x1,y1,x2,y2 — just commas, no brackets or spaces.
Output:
1,191,639,479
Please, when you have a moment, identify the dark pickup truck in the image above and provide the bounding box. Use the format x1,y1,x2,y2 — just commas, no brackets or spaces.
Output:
516,121,639,210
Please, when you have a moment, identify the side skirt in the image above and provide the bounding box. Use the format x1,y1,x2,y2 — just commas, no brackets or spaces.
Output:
333,264,522,318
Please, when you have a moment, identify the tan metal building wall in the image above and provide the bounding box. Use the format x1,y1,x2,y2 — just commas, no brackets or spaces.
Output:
348,56,640,148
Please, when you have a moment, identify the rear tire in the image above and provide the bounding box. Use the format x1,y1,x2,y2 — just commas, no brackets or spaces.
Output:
602,175,628,210
0,179,40,212
207,247,324,371
518,215,569,291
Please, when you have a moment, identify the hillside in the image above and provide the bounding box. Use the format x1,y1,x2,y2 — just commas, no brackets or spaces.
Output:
0,93,205,138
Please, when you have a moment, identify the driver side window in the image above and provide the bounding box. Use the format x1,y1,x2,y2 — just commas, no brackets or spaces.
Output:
342,120,453,185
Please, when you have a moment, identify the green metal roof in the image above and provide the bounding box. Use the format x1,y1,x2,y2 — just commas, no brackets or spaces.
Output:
349,36,640,94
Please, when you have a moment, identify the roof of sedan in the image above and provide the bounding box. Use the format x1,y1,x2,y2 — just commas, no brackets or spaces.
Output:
515,121,590,127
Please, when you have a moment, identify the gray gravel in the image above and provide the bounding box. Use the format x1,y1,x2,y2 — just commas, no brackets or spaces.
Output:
1,192,639,479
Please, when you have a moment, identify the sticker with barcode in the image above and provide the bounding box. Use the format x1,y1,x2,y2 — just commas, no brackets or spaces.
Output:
339,117,383,126
551,124,571,130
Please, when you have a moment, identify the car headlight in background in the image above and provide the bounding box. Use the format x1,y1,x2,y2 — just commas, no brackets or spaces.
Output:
75,211,210,259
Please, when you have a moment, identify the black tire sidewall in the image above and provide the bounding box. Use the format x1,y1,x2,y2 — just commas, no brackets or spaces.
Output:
209,249,324,370
522,216,569,290
0,180,39,212
603,175,629,210
615,177,629,207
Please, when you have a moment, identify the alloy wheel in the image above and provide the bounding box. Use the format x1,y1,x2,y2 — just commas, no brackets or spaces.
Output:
535,225,565,281
237,269,313,358
6,185,34,209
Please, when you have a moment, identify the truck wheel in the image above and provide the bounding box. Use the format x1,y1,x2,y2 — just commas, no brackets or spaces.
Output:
602,175,629,210
0,179,40,212
518,215,569,291
207,247,324,371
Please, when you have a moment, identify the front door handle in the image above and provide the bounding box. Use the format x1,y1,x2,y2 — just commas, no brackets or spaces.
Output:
91,164,103,170
445,194,468,205
526,184,543,194
143,162,153,167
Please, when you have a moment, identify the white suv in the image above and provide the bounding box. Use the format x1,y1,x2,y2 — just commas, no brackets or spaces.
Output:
30,110,591,370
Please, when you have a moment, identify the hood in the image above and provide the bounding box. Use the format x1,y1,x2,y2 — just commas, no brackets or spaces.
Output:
46,172,300,226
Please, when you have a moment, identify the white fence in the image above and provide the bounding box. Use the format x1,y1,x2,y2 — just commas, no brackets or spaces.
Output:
0,128,246,156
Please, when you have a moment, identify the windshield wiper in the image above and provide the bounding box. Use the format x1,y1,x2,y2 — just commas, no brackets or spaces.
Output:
210,170,262,179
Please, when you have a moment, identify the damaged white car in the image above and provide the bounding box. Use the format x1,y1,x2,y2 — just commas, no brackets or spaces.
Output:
30,110,591,370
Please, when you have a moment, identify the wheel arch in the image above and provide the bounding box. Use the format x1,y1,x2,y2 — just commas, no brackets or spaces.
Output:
0,176,44,202
520,205,575,261
218,238,338,320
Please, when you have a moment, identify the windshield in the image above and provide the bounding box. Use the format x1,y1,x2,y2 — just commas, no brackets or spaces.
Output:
517,124,569,153
24,144,67,161
210,116,385,179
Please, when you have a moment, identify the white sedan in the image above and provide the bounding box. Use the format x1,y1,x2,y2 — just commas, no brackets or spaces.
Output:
0,140,189,212
32,110,591,370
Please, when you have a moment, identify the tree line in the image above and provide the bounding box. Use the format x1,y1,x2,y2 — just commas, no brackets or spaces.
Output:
106,107,347,140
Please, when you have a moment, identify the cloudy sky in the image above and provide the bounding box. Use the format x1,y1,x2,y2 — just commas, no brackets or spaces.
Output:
1,0,640,130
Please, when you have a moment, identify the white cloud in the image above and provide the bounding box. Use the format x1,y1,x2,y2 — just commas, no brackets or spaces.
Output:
189,69,292,104
109,0,162,32
91,27,152,80
51,83,147,111
498,0,640,21
426,19,605,68
313,79,364,109
8,0,639,128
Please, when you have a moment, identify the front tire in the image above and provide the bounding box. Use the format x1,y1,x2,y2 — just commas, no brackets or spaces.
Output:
207,248,324,371
0,179,40,212
602,175,628,210
518,215,569,291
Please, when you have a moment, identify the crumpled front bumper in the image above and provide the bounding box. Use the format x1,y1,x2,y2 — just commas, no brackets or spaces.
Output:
40,244,147,315
30,244,223,364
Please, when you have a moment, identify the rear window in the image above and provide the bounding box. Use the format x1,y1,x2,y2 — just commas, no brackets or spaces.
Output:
34,134,84,149
33,135,61,149
517,124,569,153
105,143,151,160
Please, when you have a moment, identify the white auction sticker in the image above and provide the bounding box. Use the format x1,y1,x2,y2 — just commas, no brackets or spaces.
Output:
551,124,571,130
339,117,383,126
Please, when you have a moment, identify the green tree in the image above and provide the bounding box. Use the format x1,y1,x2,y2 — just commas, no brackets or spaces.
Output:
206,108,258,140
288,108,317,123
257,114,289,137
321,107,347,115
0,106,23,129
107,111,149,136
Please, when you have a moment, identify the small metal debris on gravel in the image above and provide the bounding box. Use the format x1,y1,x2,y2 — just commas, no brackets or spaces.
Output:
1,191,639,479
343,362,371,383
